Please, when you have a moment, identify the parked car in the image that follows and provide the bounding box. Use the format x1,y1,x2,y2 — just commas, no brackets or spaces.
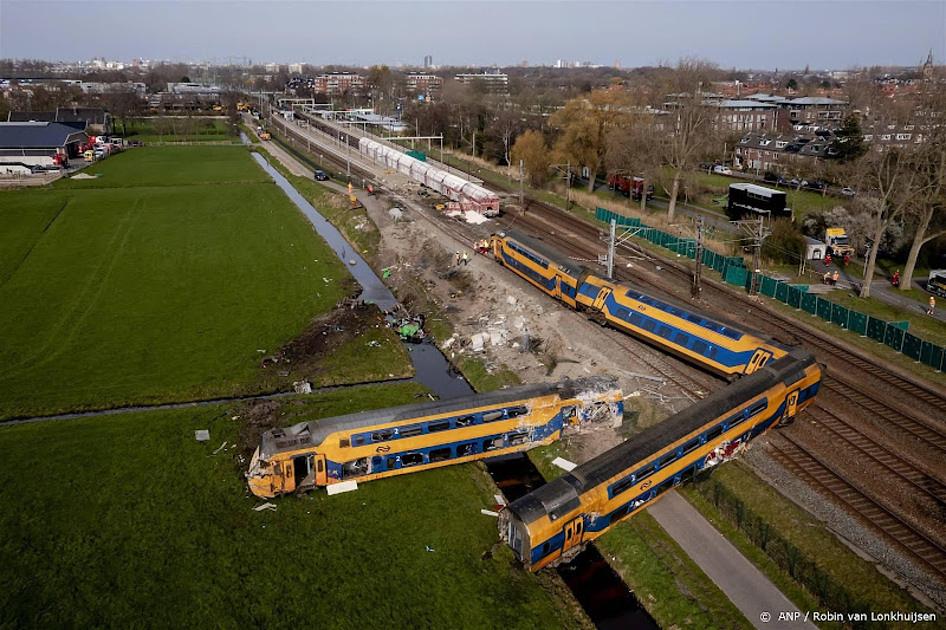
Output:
314,169,329,181
807,180,827,191
712,165,732,176
840,187,856,197
763,171,780,183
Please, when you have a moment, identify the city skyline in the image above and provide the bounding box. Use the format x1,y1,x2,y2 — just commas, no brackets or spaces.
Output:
1,1,944,70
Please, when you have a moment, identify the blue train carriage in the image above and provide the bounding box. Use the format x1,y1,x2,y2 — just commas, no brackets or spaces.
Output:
500,349,821,572
247,377,624,499
575,274,787,377
489,232,585,308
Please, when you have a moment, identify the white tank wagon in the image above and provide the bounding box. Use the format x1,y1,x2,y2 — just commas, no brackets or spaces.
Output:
359,137,500,216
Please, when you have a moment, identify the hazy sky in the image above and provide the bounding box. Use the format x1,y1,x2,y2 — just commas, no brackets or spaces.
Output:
1,1,944,69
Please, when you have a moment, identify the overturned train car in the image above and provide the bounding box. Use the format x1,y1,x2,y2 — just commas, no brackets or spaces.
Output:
501,349,821,572
247,377,623,499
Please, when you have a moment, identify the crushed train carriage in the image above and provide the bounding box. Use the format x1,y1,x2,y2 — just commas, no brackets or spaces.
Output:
247,377,624,498
500,349,822,572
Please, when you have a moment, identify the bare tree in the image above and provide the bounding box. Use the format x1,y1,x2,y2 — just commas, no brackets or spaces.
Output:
900,89,946,290
652,59,720,221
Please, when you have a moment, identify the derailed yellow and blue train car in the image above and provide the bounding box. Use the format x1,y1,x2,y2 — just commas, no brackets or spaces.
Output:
500,349,821,572
490,231,585,308
489,232,787,377
247,377,623,498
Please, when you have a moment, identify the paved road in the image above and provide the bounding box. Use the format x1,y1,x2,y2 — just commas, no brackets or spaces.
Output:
649,491,816,630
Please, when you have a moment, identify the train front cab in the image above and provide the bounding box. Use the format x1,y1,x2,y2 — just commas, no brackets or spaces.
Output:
247,448,328,499
489,234,581,308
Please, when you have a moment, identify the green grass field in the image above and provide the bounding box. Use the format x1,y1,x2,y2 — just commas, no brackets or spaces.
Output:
0,383,577,628
116,117,238,144
0,146,391,418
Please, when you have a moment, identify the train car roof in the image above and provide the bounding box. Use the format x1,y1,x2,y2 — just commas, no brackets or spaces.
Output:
508,349,815,525
259,375,618,457
501,230,585,277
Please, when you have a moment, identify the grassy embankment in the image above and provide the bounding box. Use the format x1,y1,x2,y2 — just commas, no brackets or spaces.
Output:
0,145,410,419
0,383,581,628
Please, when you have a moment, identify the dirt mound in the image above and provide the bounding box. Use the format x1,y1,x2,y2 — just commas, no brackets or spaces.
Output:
237,399,281,459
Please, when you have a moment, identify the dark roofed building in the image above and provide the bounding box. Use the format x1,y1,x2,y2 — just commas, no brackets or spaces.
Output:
5,107,110,134
0,122,89,169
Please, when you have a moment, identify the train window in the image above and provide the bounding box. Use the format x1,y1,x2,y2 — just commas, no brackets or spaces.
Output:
482,410,504,423
456,415,475,427
399,426,423,438
673,332,688,346
342,458,369,477
427,420,450,433
656,325,673,339
746,401,767,417
483,437,503,451
562,406,576,420
457,442,476,457
692,339,708,355
708,347,719,360
317,459,324,473
508,432,529,446
372,429,395,442
401,453,423,467
706,425,724,441
726,412,746,429
576,521,582,533
542,542,551,556
429,447,451,462
353,436,365,446
610,503,632,522
640,318,656,332
506,406,529,419
339,438,350,448
659,452,677,467
682,437,701,455
386,456,398,469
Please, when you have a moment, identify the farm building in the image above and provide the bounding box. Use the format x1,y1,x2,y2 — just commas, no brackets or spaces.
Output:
6,107,111,134
0,122,89,172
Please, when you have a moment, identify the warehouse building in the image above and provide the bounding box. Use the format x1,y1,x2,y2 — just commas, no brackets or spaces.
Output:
0,122,89,172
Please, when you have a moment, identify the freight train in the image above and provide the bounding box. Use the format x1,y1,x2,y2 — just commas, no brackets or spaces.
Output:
501,349,822,571
489,232,788,377
247,377,623,498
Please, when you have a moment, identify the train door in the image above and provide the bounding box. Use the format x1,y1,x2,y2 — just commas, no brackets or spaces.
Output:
592,287,612,312
745,348,773,374
293,454,314,489
314,454,327,486
780,390,800,425
554,275,564,300
562,516,584,553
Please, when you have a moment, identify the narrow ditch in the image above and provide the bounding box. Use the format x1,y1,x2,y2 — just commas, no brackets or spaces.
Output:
253,133,655,628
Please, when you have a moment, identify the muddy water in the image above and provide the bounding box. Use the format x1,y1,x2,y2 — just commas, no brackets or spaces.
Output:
252,136,653,628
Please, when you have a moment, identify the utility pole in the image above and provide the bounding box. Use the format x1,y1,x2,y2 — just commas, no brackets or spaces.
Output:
736,217,768,296
692,216,704,299
565,160,571,208
607,219,617,279
472,130,476,159
519,159,524,207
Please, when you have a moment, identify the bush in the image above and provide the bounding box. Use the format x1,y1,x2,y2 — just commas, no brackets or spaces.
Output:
762,219,805,265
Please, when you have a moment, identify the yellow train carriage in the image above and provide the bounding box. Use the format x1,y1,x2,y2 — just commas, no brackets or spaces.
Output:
489,232,585,308
576,274,787,377
501,349,821,571
247,377,623,499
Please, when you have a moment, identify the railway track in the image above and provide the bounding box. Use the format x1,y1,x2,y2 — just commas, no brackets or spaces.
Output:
769,434,946,582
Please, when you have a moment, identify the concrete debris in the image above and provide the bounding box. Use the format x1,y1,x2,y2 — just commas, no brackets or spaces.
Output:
388,207,404,221
326,480,359,496
253,502,277,512
470,332,487,352
425,545,436,552
70,173,99,180
552,457,578,472
626,391,641,398
480,509,500,517
506,295,517,306
212,441,228,455
624,371,666,384
367,340,382,347
488,327,508,347
293,380,313,394
441,335,457,350
195,429,210,442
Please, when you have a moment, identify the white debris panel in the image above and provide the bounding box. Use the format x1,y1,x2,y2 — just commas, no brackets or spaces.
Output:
358,137,500,215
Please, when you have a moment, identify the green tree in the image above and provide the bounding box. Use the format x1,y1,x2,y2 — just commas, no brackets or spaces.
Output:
511,129,551,187
786,78,798,91
831,114,866,161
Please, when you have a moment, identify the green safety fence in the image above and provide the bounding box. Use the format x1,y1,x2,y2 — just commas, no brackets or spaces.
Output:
801,293,818,315
592,207,946,372
884,325,905,352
